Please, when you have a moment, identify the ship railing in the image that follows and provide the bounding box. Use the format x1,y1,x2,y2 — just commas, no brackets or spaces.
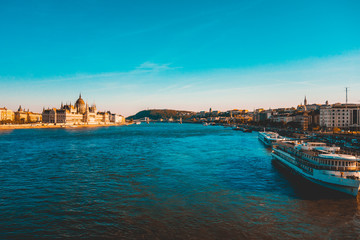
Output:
276,142,360,158
316,165,360,171
291,148,360,162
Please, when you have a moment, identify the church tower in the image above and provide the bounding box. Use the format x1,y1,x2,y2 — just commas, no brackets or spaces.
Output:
304,96,307,106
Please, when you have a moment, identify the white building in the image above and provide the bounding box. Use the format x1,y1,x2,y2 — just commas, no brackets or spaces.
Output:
320,104,360,129
110,113,125,124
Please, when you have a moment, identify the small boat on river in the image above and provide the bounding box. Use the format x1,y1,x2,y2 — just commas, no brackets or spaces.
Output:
258,131,287,147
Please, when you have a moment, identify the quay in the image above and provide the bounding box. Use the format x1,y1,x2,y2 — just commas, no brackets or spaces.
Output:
0,122,128,130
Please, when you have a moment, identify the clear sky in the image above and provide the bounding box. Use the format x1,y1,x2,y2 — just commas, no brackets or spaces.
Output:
0,0,359,116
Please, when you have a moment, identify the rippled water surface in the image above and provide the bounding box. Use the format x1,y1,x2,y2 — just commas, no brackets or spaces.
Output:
1,123,360,239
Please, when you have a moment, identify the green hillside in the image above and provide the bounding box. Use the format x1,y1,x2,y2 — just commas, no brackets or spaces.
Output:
127,109,195,120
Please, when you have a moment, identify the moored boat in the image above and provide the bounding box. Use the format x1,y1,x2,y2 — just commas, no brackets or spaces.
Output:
243,128,252,133
233,127,252,133
272,141,360,197
258,131,287,147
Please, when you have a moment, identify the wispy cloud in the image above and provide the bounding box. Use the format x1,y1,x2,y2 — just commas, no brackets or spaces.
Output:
135,62,181,73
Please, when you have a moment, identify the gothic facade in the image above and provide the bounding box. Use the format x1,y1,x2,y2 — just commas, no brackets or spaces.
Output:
42,94,124,124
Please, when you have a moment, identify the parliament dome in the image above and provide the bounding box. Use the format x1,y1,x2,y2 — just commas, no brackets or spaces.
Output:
75,94,86,114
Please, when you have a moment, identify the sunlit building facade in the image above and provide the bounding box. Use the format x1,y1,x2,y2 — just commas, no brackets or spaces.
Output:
42,94,124,124
0,107,15,122
320,104,360,129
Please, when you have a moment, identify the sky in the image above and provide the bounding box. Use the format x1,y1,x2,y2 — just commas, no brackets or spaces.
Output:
0,0,359,116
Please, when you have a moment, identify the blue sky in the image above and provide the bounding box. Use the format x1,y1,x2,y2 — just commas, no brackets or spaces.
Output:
0,0,359,116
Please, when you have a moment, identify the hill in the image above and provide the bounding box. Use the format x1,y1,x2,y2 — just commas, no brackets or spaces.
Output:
126,109,195,120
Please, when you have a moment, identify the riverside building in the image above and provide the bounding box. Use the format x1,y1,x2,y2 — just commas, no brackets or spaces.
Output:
42,94,124,125
15,106,42,124
0,107,15,123
320,103,360,130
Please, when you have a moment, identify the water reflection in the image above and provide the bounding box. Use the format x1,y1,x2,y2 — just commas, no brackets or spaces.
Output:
0,129,14,135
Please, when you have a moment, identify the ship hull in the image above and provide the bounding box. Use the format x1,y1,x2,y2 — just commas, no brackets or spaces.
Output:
272,151,360,197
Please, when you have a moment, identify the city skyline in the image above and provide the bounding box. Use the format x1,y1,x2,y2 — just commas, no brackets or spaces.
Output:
1,0,360,116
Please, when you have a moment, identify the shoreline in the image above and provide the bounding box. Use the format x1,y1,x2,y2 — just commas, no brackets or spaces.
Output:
0,123,130,130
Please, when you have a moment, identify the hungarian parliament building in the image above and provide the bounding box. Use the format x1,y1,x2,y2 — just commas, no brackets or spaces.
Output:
42,94,124,124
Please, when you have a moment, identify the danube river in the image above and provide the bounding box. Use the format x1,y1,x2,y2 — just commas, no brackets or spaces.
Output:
1,123,360,239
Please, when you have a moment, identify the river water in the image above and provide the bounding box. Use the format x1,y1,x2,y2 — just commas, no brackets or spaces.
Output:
1,123,360,239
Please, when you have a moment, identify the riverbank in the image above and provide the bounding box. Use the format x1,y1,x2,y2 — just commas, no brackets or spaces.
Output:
0,123,129,130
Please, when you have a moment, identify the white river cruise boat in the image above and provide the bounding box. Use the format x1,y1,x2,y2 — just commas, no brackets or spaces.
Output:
272,141,360,197
258,131,287,147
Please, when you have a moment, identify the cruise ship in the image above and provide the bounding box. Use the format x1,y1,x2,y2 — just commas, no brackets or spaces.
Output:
258,131,287,147
272,141,360,197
